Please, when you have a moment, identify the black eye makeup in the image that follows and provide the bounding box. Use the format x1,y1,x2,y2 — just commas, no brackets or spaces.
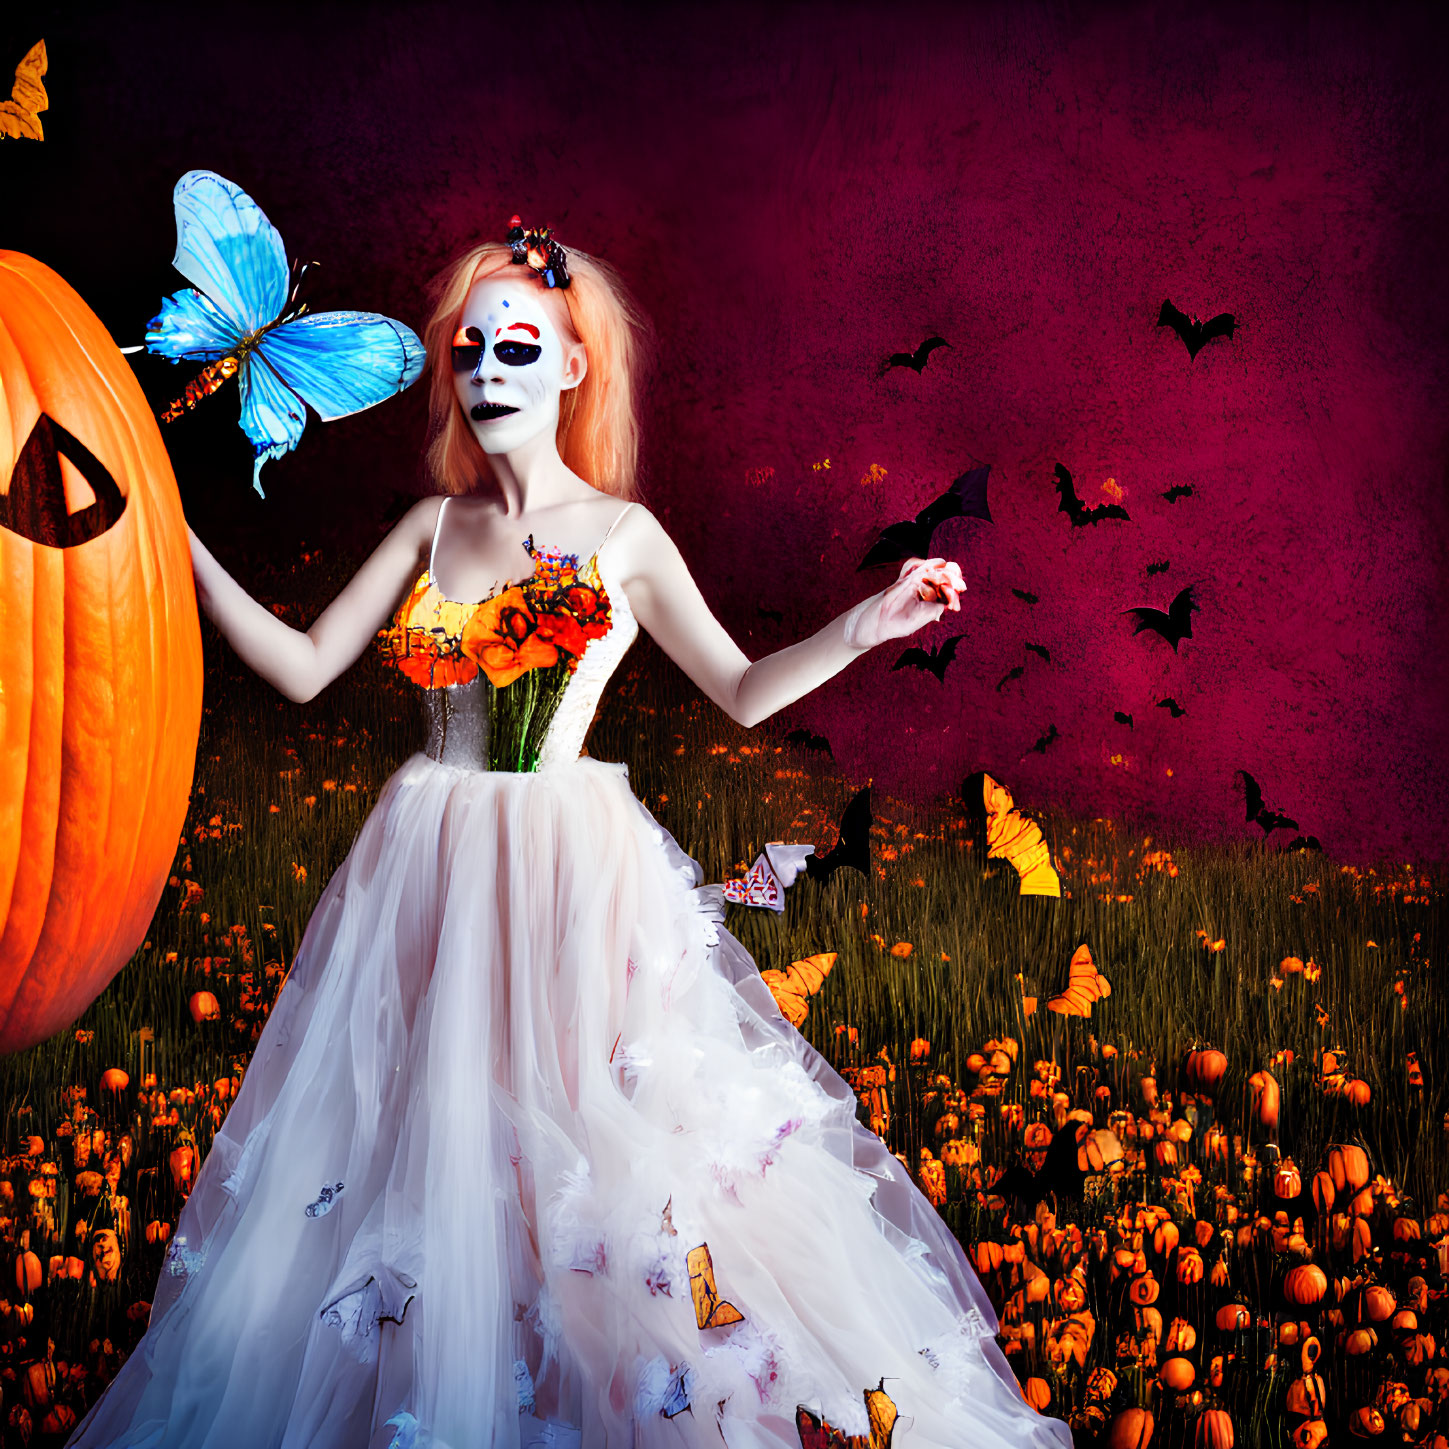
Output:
451,325,543,372
450,325,486,374
494,340,542,366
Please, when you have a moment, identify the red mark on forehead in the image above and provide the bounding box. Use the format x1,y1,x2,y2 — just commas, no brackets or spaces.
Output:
492,322,541,339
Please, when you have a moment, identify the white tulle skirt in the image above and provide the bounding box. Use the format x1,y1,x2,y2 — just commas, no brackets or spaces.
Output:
66,753,1072,1449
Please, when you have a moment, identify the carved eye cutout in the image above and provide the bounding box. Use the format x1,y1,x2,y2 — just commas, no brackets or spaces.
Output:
493,340,541,366
1,413,127,547
450,324,486,374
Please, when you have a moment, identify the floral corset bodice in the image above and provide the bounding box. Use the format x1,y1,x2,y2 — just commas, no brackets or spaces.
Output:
375,503,638,772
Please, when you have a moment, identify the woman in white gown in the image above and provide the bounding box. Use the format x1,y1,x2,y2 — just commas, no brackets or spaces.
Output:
66,226,1073,1448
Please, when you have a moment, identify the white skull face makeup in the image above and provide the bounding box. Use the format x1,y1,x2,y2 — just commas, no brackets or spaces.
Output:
450,275,585,456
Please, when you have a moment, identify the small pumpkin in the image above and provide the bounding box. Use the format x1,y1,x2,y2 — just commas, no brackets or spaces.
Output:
1160,1356,1195,1390
1106,1408,1154,1449
1284,1264,1328,1307
1327,1144,1370,1194
1186,1048,1228,1095
1195,1408,1234,1449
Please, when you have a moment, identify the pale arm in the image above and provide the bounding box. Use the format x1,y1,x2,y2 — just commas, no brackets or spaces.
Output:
613,506,966,730
188,497,440,704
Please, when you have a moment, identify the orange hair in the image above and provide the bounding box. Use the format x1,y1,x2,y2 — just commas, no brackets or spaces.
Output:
422,240,651,500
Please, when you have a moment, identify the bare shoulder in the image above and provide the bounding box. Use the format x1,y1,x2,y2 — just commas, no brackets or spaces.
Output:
603,500,672,592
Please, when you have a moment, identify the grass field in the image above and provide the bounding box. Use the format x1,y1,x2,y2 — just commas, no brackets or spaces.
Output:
1,545,1444,1447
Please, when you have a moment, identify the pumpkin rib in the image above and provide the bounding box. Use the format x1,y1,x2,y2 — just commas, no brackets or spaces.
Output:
0,540,63,1019
0,251,202,1051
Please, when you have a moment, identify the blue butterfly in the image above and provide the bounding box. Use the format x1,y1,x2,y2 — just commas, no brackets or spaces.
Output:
143,169,425,497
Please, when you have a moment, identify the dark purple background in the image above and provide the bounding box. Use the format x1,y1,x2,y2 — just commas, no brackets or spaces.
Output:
3,1,1446,867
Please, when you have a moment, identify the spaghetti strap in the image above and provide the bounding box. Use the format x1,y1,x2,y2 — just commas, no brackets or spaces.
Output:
597,500,635,552
427,496,449,577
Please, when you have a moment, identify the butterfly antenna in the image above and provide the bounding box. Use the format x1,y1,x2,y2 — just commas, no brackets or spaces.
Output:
287,259,322,313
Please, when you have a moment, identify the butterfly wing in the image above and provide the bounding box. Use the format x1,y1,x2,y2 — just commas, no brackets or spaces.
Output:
229,312,423,496
1046,944,1112,1016
759,969,808,1027
982,772,1060,897
169,170,289,334
0,39,47,140
145,287,245,363
251,309,425,421
236,351,309,497
865,1383,901,1445
686,1244,744,1329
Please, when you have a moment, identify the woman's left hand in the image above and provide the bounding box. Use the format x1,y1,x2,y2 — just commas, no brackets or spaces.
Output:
844,557,967,650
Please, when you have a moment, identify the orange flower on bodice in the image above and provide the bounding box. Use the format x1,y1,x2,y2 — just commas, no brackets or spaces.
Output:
378,535,616,691
460,586,576,688
563,582,612,641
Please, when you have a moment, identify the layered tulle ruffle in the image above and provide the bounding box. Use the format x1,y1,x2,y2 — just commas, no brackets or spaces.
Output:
67,753,1071,1449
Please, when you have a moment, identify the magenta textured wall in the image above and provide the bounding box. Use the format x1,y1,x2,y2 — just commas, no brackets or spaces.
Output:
3,1,1445,866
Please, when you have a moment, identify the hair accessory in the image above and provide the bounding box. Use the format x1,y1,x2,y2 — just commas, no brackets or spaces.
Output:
506,214,571,289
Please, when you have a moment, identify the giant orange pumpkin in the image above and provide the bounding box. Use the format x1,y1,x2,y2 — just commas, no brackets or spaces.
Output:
0,252,202,1052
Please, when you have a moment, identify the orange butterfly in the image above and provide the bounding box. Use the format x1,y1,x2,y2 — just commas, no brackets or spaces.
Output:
963,771,1061,897
1046,943,1112,1017
0,40,46,141
687,1243,744,1330
759,952,836,1029
795,1382,900,1448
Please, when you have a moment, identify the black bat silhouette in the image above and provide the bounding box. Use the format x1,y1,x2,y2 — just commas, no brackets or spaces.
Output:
756,605,783,624
891,633,967,683
996,665,1024,693
992,1122,1089,1211
1256,806,1299,834
1122,585,1198,652
858,464,991,569
1012,588,1039,605
1114,711,1133,729
1156,698,1187,717
1162,484,1195,503
882,335,950,374
1053,463,1131,529
1146,560,1170,576
784,728,832,757
1157,299,1238,360
1024,643,1050,663
1235,769,1300,836
1286,835,1322,852
1027,725,1060,755
805,786,872,882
